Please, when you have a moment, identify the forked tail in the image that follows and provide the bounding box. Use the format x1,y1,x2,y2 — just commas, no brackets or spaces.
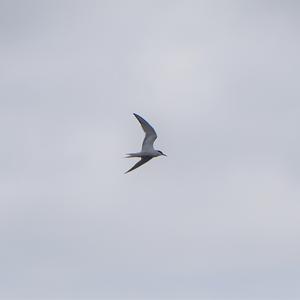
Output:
125,153,142,158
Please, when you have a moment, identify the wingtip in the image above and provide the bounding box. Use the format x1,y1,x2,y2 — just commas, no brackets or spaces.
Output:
133,113,144,122
124,167,131,174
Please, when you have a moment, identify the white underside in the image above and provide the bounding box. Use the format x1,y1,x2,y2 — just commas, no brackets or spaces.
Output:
126,151,159,158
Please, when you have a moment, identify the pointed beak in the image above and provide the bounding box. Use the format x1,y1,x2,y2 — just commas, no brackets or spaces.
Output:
163,153,167,156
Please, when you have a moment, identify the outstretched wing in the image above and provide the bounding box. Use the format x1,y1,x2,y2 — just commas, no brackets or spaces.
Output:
125,157,153,174
134,113,157,152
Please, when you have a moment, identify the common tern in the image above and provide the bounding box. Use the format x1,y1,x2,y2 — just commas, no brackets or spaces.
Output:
125,113,166,174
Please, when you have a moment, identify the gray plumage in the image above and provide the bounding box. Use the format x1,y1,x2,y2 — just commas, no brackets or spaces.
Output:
125,113,166,174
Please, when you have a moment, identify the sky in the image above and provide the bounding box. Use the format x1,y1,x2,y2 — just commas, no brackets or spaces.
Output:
1,0,300,299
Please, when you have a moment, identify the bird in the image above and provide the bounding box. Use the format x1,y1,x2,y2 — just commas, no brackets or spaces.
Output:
125,113,166,174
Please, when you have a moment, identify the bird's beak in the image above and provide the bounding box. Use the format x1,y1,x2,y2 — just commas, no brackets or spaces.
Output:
163,153,167,156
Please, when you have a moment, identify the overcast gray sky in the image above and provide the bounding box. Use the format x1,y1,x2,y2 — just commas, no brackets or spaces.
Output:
1,0,300,299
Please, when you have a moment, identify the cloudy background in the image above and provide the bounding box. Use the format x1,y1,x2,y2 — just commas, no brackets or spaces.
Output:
1,0,300,299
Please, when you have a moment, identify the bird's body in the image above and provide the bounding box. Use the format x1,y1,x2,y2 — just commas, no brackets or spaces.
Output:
125,113,166,173
126,150,162,158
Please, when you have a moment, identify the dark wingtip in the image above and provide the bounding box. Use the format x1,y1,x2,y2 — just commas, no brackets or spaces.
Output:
133,113,141,122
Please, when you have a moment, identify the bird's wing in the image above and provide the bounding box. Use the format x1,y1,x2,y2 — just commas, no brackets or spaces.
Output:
125,157,153,174
133,113,157,152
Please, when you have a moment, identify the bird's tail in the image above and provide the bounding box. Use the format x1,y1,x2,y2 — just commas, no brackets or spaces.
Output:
124,153,142,158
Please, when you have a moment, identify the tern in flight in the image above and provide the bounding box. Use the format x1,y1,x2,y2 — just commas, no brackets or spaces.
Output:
125,113,167,174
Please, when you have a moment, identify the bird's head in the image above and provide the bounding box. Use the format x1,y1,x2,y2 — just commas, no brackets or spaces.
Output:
157,150,167,157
